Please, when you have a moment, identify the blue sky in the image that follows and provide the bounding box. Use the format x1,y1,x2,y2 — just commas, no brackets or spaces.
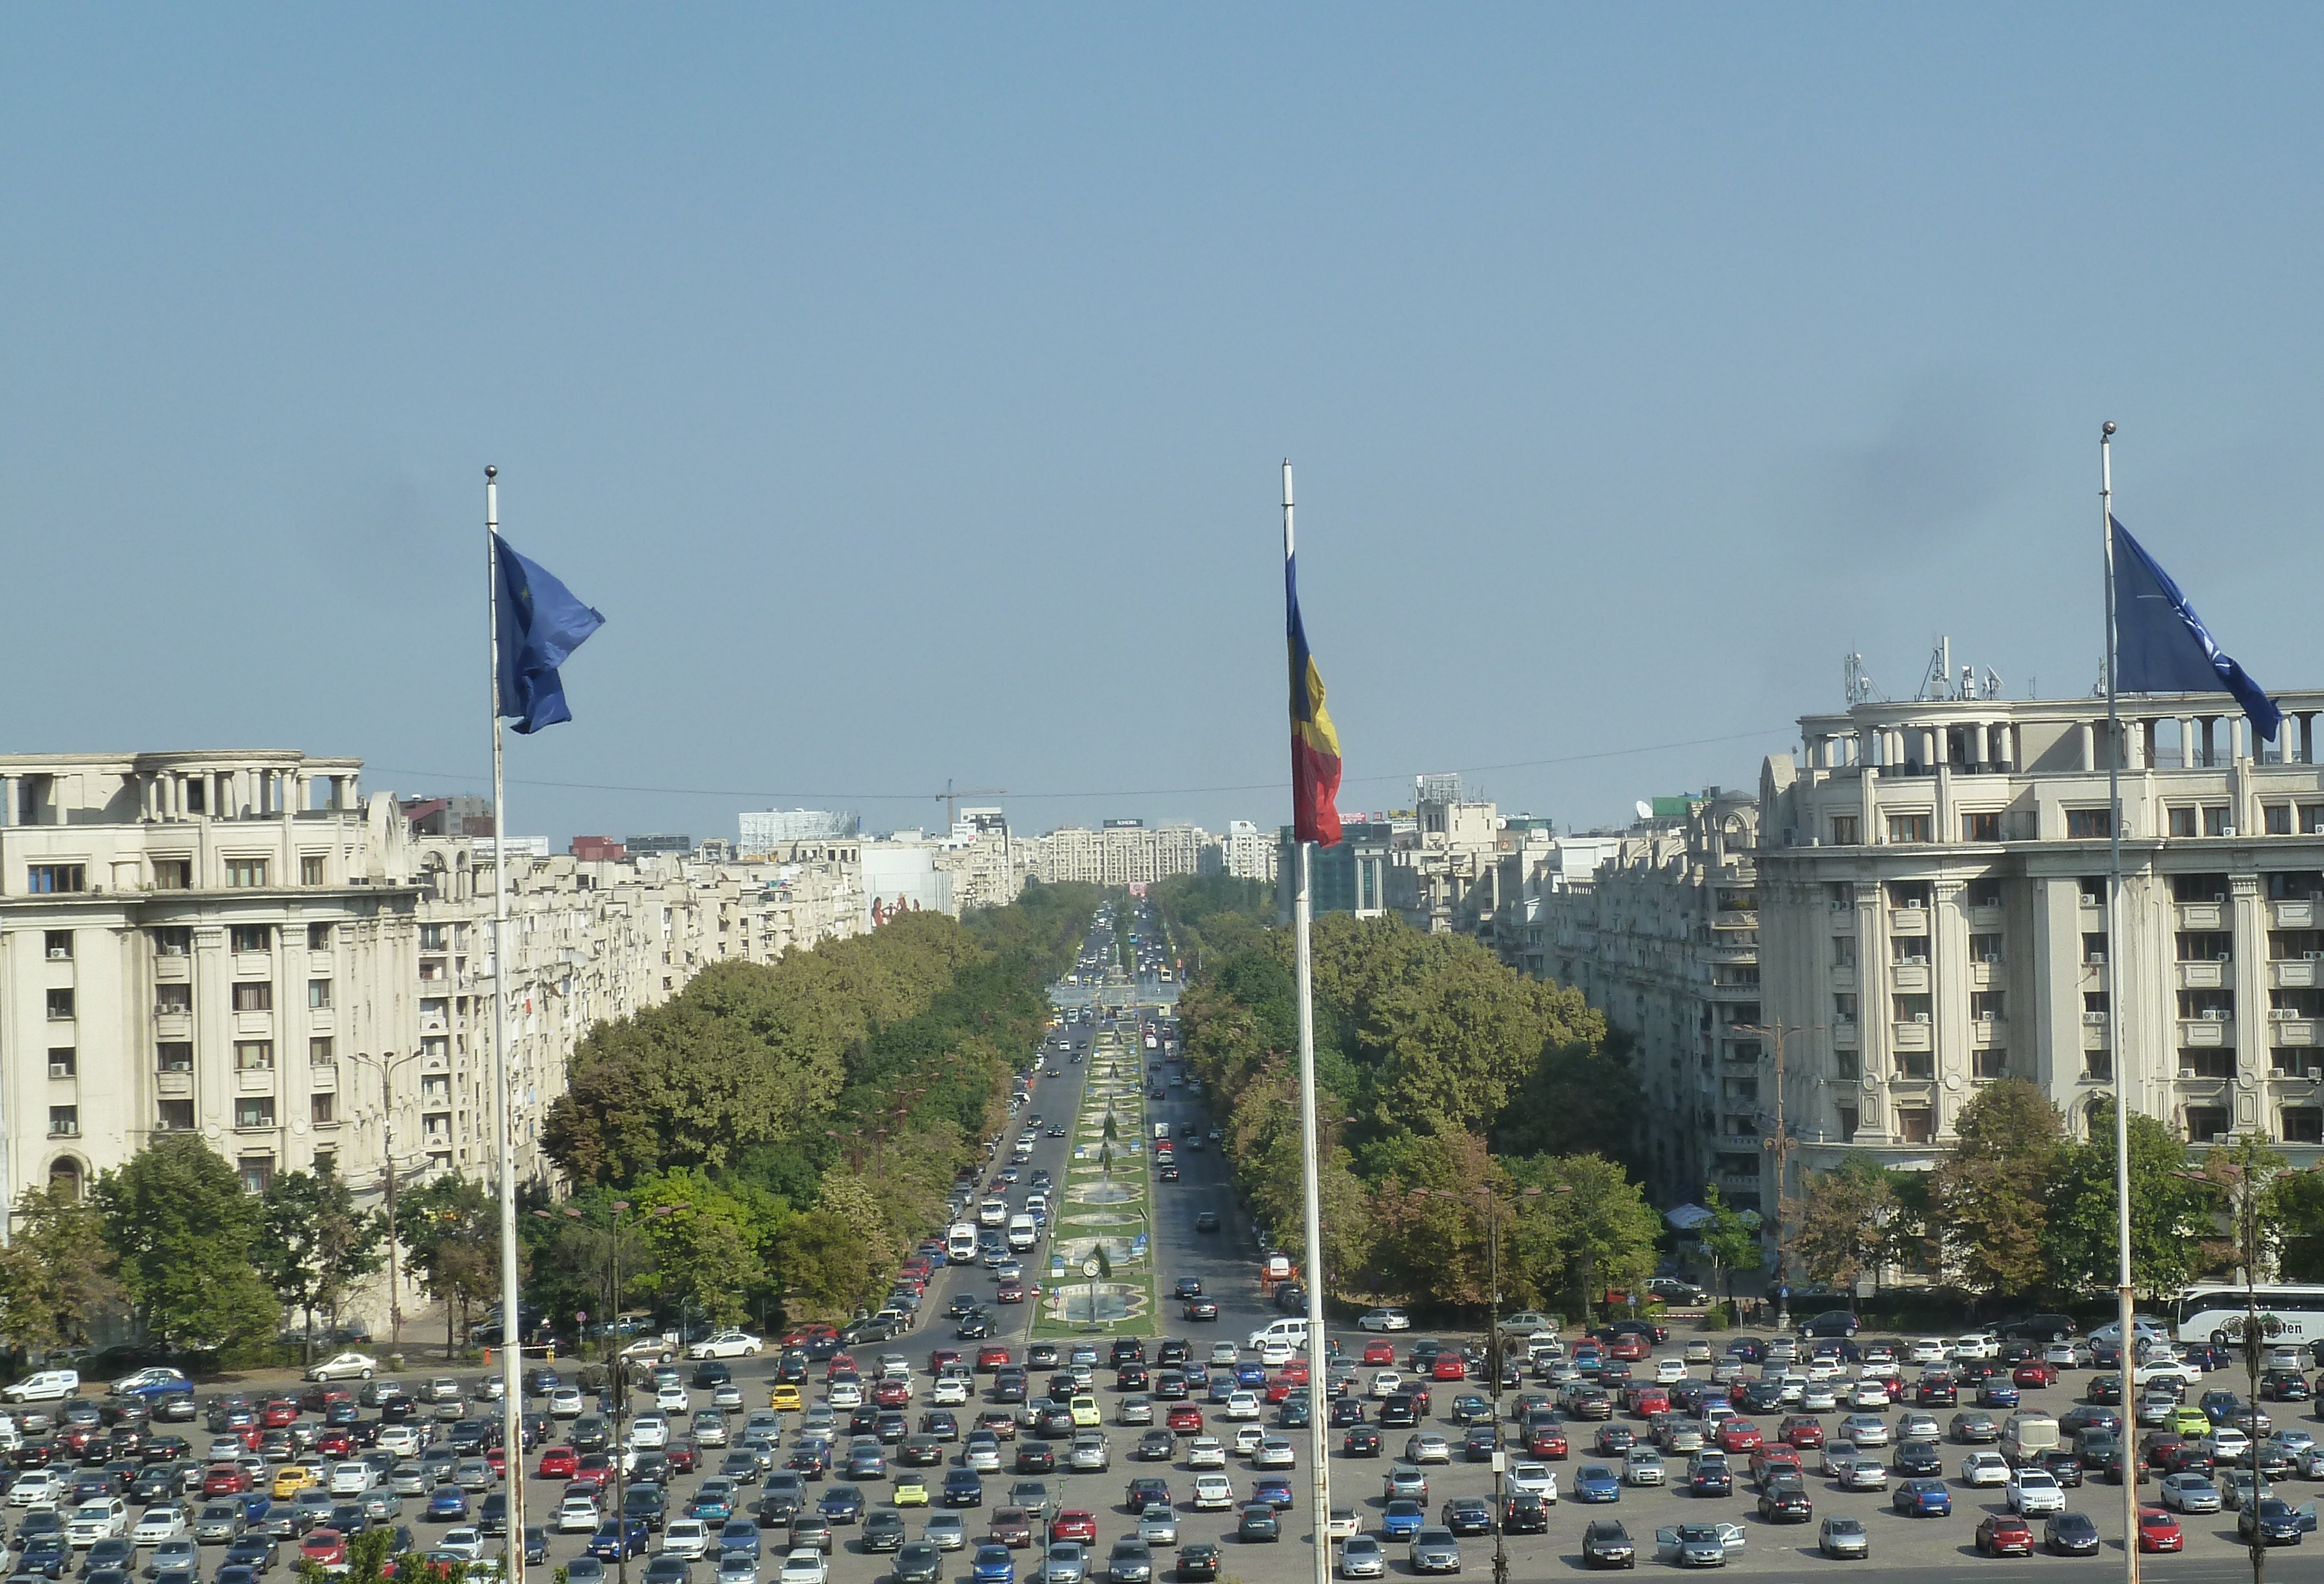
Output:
6,7,2320,843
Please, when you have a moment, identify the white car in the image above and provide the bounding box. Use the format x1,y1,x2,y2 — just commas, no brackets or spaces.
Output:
1961,1451,2011,1488
2140,1359,2205,1386
557,1495,601,1533
68,1499,130,1546
1848,1379,1891,1409
662,1520,711,1559
1652,1359,1688,1385
8,1470,66,1508
1254,1437,1297,1470
1624,1449,1665,1486
376,1426,421,1458
655,1383,690,1412
1172,1433,1224,1469
1368,1372,1406,1400
687,1331,763,1361
1800,1384,1840,1413
931,1376,970,1406
1906,1340,1948,1368
329,1462,376,1495
629,1413,670,1449
1230,1426,1266,1457
3,1371,80,1404
1654,1524,1746,1566
1404,1434,1451,1466
1357,1309,1411,1333
2005,1470,2065,1516
777,1549,827,1584
1223,1393,1260,1421
1257,1339,1294,1366
131,1506,187,1546
548,1388,584,1420
304,1353,380,1383
1949,1333,1999,1361
1506,1463,1557,1503
1192,1474,1236,1510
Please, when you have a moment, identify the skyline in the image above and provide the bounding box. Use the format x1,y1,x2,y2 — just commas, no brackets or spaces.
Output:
7,8,2321,843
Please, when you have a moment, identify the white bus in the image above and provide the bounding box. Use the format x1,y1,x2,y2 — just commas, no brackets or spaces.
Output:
2174,1284,2324,1347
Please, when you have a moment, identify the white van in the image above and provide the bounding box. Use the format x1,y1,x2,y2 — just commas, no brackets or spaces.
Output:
946,1224,979,1265
978,1198,1009,1228
1246,1317,1310,1351
1006,1215,1039,1251
1,1371,78,1404
2000,1413,2060,1467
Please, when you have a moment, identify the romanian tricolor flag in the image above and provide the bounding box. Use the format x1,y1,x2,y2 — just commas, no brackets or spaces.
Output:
1285,468,1343,848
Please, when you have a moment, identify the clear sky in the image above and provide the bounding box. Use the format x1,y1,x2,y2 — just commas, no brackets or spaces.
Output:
7,8,2320,844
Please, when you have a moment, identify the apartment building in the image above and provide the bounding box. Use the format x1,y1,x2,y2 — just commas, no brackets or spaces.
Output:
1033,821,1214,887
1387,779,1505,936
1202,821,1280,885
1757,690,2324,1198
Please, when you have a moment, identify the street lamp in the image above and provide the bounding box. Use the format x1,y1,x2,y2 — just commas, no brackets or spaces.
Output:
345,1047,431,1346
1435,1181,1545,1584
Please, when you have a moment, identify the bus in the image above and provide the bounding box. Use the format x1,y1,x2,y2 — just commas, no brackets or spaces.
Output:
2174,1284,2324,1346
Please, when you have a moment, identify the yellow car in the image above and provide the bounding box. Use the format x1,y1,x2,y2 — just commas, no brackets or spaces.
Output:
2170,1406,2212,1437
768,1383,802,1411
1070,1395,1101,1428
892,1473,930,1507
271,1465,317,1499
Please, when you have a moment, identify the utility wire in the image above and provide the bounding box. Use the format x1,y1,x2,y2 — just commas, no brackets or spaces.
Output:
367,725,1788,805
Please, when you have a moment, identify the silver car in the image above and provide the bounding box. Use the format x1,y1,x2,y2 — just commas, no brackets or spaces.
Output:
1407,1528,1462,1576
1818,1516,1869,1559
1043,1541,1086,1584
1069,1432,1110,1473
1135,1505,1177,1546
1339,1535,1385,1579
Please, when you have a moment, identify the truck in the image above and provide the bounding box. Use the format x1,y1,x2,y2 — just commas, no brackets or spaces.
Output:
1152,1122,1170,1142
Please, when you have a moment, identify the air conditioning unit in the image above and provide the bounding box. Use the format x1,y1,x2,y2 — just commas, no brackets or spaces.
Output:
45,948,67,961
2088,952,2107,965
2084,1011,2108,1025
2308,1068,2322,1084
2219,952,2233,963
1913,1012,1931,1023
46,1062,71,1079
2222,827,2238,838
1982,953,2002,964
2306,950,2324,961
2217,894,2229,904
2180,1067,2198,1079
2311,824,2324,836
2273,1008,2297,1020
2202,1008,2226,1021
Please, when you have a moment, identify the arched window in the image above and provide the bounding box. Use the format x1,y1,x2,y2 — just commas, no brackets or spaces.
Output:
47,1157,82,1200
2084,1099,2111,1139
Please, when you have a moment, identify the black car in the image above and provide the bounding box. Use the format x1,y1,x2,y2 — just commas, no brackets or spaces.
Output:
1756,1477,1813,1523
2039,1449,2085,1488
1892,1441,1942,1478
1342,1428,1382,1458
1581,1518,1635,1568
1236,1504,1279,1543
2046,1512,2102,1556
956,1312,996,1341
1015,1443,1056,1473
1194,1213,1221,1234
894,1542,943,1584
1175,1540,1221,1581
941,1469,984,1508
1501,1495,1550,1534
864,1511,907,1552
1172,1281,1203,1301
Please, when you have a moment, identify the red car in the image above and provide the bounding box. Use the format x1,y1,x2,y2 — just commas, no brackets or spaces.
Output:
873,1380,913,1408
2013,1361,2060,1389
300,1531,348,1569
996,1281,1027,1305
1279,1359,1311,1385
1361,1342,1395,1366
1626,1387,1670,1418
664,1442,698,1473
1779,1417,1824,1450
977,1347,1013,1372
1431,1355,1468,1381
1525,1424,1568,1459
538,1447,578,1480
571,1456,612,1492
314,1431,354,1461
927,1349,963,1375
485,1447,507,1477
1166,1406,1205,1435
1716,1419,1764,1454
2136,1508,2184,1553
825,1353,858,1380
261,1400,301,1430
203,1465,250,1496
1748,1446,1801,1486
1975,1514,2034,1557
1606,1333,1650,1363
782,1323,838,1347
1049,1510,1098,1544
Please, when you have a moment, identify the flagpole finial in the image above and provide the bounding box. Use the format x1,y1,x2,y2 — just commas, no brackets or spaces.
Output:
485,464,498,480
2101,421,2116,438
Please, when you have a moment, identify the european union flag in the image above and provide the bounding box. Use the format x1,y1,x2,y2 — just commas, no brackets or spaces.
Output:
493,534,604,734
2113,516,2280,741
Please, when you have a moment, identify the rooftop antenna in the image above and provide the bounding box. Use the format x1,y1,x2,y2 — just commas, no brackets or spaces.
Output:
1843,653,1882,707
1916,636,1953,701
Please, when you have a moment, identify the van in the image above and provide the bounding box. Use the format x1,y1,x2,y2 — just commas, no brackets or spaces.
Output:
978,1199,1009,1228
1006,1215,1038,1252
1245,1317,1309,1351
946,1224,979,1265
1152,1123,1170,1142
2001,1413,2060,1467
1260,1253,1294,1285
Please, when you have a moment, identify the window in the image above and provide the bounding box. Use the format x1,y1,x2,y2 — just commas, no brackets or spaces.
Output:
234,1041,274,1072
237,1157,273,1194
2180,1049,2234,1079
2084,1050,2114,1082
1968,879,2003,909
156,1100,194,1132
1890,935,1929,965
307,980,332,1010
2169,806,2199,838
44,989,72,1022
2173,873,2230,903
1893,994,1932,1023
47,1107,78,1138
1972,1048,2009,1079
1835,1051,1860,1081
1832,993,1858,1023
1888,879,1931,910
1895,1049,1934,1081
155,982,191,1013
2085,991,2110,1015
307,923,333,951
309,1038,335,1067
2177,931,2234,961
2177,987,2235,1020
1971,991,2005,1021
156,1043,192,1073
1964,811,2002,843
2082,932,2110,965
231,982,272,1013
230,924,270,954
1836,1107,1860,1143
2067,808,2112,839
152,927,191,957
1886,813,1932,844
2185,1106,2232,1143
2303,806,2324,838
2205,806,2233,838
1895,1107,1933,1144
2267,804,2294,836
42,931,71,960
2284,1108,2324,1145
1830,815,1860,845
1831,936,1858,968
46,1048,74,1079
223,858,268,888
27,865,84,894
2271,988,2324,1019
1970,933,2002,963
419,924,447,951
152,859,192,891
2080,876,2108,907
233,1097,276,1130
300,855,326,886
309,1093,335,1126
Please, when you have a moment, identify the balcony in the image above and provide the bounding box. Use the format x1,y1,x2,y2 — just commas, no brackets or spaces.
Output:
2179,961,2227,989
2276,959,2323,989
154,1010,192,1041
1972,1016,2008,1045
2178,902,2226,930
309,1064,336,1092
237,1067,276,1094
1967,904,2004,930
1969,959,1999,989
1832,1020,1859,1048
156,1070,192,1099
1714,1170,1763,1194
1892,1021,1933,1050
1830,966,1858,991
233,951,271,976
233,1011,272,1038
2274,901,2317,930
309,950,336,974
2179,1017,2231,1047
2082,1016,2110,1049
1718,1133,1763,1152
2273,1019,2318,1047
1890,906,1928,933
1708,981,1762,1000
153,954,190,984
1891,963,1930,993
419,1014,449,1037
1714,911,1759,930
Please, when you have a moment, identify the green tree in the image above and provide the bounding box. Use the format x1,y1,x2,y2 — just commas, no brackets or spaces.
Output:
628,1169,772,1329
1934,1077,2063,1299
397,1175,502,1356
0,1183,117,1357
2042,1103,2213,1301
257,1160,388,1359
1793,1157,1899,1297
1696,1184,1764,1319
94,1137,279,1353
1520,1153,1661,1325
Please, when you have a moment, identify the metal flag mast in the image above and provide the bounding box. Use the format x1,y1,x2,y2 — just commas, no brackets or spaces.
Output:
1284,461,1333,1584
2100,423,2138,1584
485,466,528,1584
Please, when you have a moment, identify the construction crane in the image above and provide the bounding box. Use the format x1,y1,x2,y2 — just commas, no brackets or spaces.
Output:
935,779,1006,832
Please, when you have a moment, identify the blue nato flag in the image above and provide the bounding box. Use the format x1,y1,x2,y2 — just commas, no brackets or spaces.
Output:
492,534,604,734
2112,516,2280,742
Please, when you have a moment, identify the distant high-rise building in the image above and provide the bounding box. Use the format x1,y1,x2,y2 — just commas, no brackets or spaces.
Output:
739,808,860,852
623,834,693,856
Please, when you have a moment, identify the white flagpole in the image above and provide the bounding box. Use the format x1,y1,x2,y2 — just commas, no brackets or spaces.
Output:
2100,423,2138,1584
486,466,528,1584
1285,461,1333,1584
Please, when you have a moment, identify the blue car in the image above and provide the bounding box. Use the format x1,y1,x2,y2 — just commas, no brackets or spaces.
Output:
1572,1466,1622,1504
589,1521,650,1561
1183,1363,1210,1389
1382,1500,1426,1539
971,1544,1015,1584
689,1485,735,1523
1893,1479,1951,1518
1254,1477,1294,1510
427,1487,470,1521
818,1486,865,1524
942,1470,984,1508
1236,1363,1268,1389
717,1521,760,1559
237,1492,274,1525
1979,1381,2021,1409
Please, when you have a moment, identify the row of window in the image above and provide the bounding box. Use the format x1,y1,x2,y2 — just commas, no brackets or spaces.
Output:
30,856,333,894
1835,802,2324,849
1832,874,2324,913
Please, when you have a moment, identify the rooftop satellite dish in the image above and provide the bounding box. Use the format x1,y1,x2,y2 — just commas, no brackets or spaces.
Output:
1635,800,1655,821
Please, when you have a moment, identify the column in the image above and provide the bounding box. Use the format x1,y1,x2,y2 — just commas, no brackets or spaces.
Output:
1933,878,1970,1105
0,776,15,827
2232,872,2265,1134
2078,720,2096,772
1856,880,1889,1138
1970,722,1989,769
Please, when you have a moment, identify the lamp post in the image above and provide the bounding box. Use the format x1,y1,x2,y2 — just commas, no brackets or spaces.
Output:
1436,1181,1545,1584
1729,1020,1823,1329
347,1048,431,1346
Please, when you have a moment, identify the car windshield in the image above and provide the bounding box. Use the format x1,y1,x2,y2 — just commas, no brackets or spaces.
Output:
1676,1526,1717,1542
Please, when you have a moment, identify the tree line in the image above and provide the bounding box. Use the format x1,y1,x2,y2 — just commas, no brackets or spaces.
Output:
1169,895,1664,1323
0,881,1097,1364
